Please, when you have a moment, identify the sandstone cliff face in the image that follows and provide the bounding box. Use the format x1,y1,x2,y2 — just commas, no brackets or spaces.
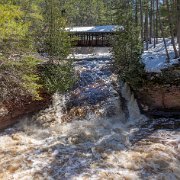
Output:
135,85,180,117
0,93,51,130
135,63,180,117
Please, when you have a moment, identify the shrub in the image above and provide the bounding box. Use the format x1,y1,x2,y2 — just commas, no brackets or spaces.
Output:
0,55,42,101
112,1,147,89
41,61,75,93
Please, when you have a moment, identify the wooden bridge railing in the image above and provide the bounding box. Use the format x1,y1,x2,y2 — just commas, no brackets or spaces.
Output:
69,32,113,47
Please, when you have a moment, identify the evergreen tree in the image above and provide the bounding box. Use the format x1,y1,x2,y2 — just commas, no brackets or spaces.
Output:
112,0,146,89
0,1,43,101
0,0,74,101
177,0,180,56
44,0,71,61
41,0,74,93
59,0,111,26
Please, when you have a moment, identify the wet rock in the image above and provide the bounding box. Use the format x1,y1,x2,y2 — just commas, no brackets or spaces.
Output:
154,160,169,169
7,164,21,173
135,84,180,118
69,107,87,119
68,132,93,144
106,105,118,117
0,92,51,130
11,134,22,141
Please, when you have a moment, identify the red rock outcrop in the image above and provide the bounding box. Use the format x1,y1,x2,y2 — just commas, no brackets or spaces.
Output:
135,85,180,117
0,93,51,130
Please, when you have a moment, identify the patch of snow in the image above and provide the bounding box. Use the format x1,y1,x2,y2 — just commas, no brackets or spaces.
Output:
142,38,180,73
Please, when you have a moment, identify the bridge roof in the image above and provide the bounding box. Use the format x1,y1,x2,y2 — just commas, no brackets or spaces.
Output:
66,25,122,33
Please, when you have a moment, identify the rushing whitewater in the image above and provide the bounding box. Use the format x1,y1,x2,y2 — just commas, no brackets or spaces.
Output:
0,51,179,180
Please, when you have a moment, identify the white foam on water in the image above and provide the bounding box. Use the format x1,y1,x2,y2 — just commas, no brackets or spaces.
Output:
121,82,147,124
0,54,179,180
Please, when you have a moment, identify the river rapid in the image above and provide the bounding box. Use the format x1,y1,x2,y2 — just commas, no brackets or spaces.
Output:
0,50,179,180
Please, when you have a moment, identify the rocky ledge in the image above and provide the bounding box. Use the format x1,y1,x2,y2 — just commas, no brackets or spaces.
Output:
135,63,180,118
0,92,51,130
135,84,180,118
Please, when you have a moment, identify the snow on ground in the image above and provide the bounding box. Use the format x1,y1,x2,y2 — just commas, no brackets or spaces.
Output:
68,39,180,73
142,38,180,73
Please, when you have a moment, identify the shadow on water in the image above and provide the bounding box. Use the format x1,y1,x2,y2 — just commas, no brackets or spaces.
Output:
0,53,179,179
130,118,180,144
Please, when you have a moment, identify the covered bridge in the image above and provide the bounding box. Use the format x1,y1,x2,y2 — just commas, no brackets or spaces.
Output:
66,25,121,47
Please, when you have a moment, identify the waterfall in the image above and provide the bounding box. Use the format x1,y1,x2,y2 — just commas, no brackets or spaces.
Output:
0,52,179,180
52,93,67,124
120,81,147,124
34,53,148,130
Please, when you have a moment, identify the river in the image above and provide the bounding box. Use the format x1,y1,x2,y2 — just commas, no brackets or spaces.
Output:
0,51,179,179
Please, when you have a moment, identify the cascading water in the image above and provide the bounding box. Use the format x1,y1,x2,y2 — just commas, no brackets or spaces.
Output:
0,50,179,180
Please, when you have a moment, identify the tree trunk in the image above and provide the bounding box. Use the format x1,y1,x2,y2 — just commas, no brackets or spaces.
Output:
149,0,153,44
140,0,144,46
165,0,179,58
135,0,139,25
157,8,170,62
177,0,180,56
145,2,149,50
156,0,159,43
153,0,156,47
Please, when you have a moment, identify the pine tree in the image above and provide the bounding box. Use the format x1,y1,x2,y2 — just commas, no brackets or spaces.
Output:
0,0,74,100
112,0,146,89
177,0,180,56
165,0,178,58
41,0,74,93
44,0,71,61
144,0,149,50
0,0,43,101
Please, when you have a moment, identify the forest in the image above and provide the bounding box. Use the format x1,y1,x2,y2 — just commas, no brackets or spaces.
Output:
0,0,180,179
0,0,179,101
